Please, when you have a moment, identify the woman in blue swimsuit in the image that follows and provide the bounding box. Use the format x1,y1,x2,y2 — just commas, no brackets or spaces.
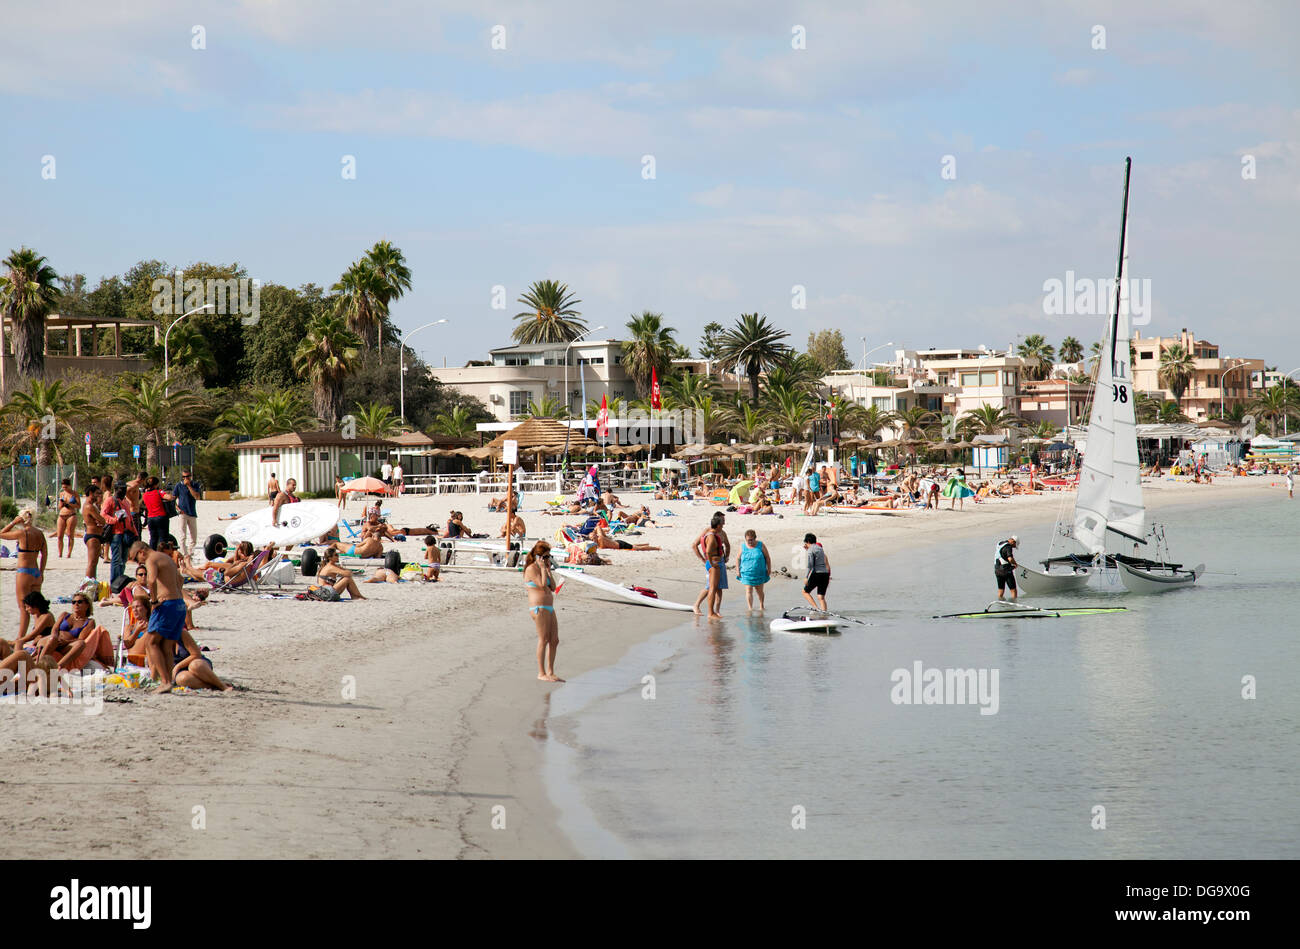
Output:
1,509,47,645
523,541,562,682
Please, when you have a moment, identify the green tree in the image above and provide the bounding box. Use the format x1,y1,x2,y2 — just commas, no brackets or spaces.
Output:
529,395,571,419
621,311,679,397
960,403,1020,435
238,283,323,388
1250,385,1298,435
108,374,205,470
663,371,720,410
332,260,384,350
513,280,585,344
1158,344,1196,408
213,404,273,443
364,240,412,352
353,401,402,438
294,313,361,427
766,387,813,440
255,389,313,432
1016,334,1056,381
1,247,63,389
1059,336,1084,364
0,379,92,466
718,313,793,406
433,405,478,439
1155,400,1189,424
806,329,852,373
721,399,772,443
697,321,725,361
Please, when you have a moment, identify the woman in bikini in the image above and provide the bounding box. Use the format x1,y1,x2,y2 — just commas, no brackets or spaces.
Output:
692,512,729,619
172,628,233,691
54,479,80,558
81,482,107,583
0,591,58,679
316,548,366,599
1,509,48,645
49,594,114,672
523,541,561,682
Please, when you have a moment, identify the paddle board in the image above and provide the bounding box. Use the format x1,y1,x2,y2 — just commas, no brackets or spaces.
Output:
222,501,340,549
562,570,694,611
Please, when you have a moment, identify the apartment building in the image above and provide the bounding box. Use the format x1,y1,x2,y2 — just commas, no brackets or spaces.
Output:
1130,329,1265,420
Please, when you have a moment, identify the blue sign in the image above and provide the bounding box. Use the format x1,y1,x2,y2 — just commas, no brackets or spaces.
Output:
101,451,119,459
133,445,141,459
18,454,32,467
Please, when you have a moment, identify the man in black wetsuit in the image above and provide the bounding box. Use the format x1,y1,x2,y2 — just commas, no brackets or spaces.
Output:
995,535,1019,601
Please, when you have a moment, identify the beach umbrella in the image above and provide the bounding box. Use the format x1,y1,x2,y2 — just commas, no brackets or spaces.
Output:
340,476,390,495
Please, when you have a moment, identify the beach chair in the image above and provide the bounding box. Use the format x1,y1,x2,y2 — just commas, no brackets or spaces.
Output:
207,548,271,595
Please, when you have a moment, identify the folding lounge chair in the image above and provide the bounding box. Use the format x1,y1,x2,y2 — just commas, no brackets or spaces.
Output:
207,548,270,594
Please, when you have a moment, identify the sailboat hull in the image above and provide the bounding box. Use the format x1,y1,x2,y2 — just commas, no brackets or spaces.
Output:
1015,565,1093,596
1116,561,1204,594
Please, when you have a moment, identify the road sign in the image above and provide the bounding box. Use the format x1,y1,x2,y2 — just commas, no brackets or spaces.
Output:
132,445,141,459
502,439,518,465
102,451,119,459
85,432,91,463
18,455,32,467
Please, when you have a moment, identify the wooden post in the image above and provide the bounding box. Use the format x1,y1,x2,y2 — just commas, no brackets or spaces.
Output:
505,463,515,541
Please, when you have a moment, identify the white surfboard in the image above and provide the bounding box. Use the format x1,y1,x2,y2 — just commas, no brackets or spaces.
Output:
560,570,694,611
223,501,340,549
770,612,845,634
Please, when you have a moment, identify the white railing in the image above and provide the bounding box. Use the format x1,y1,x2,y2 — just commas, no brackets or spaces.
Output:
400,467,661,496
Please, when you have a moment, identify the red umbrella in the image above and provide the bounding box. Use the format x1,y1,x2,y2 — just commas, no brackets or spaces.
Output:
341,476,391,495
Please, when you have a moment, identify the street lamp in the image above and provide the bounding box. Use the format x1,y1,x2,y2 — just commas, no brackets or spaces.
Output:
1216,358,1248,420
859,339,894,373
399,319,448,424
1282,367,1300,435
164,304,215,393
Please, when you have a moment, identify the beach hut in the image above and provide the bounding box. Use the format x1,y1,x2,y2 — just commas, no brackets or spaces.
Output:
235,430,399,497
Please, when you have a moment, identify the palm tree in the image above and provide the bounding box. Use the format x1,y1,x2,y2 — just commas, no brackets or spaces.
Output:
717,313,792,406
1017,334,1056,381
1134,391,1161,424
1158,344,1196,409
528,395,571,419
332,260,384,350
364,240,412,323
621,311,678,397
353,401,402,438
108,375,204,470
255,389,314,432
0,247,63,390
959,403,1019,436
1059,336,1084,365
433,405,478,439
849,404,896,440
1027,419,1059,440
293,313,361,427
662,371,720,410
513,280,585,344
1155,400,1189,424
895,405,940,441
581,396,621,419
213,404,274,443
1250,385,1298,435
0,379,91,465
766,387,813,440
721,399,772,443
159,321,217,380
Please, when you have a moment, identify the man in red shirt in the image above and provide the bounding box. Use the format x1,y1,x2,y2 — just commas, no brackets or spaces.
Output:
102,483,134,583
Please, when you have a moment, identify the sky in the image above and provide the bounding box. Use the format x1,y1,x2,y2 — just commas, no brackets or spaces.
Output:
3,0,1297,371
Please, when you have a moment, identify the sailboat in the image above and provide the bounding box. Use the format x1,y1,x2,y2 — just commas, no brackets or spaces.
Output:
1018,158,1203,596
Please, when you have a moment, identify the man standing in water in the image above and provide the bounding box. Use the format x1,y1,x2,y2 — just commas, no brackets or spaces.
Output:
802,533,831,611
129,540,186,693
995,535,1019,601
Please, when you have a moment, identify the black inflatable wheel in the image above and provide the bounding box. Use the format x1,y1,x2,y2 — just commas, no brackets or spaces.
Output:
383,550,402,573
204,534,227,560
300,547,320,577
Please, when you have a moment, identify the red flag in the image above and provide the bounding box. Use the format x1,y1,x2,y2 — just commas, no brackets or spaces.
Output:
596,393,610,439
650,367,661,411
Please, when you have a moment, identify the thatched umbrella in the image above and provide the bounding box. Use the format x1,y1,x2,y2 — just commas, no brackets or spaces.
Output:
486,417,599,455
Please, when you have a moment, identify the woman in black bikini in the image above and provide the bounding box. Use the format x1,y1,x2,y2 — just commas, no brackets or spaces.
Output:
54,479,79,558
523,541,561,682
81,483,107,583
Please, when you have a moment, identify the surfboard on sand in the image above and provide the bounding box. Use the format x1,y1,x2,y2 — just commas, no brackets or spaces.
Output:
222,501,340,549
560,570,694,611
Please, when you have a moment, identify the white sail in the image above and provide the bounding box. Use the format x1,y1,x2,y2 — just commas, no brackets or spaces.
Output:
1106,236,1145,544
1074,160,1145,553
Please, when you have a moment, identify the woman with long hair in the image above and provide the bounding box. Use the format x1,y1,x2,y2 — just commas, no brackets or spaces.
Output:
523,541,562,682
1,509,47,644
55,478,80,558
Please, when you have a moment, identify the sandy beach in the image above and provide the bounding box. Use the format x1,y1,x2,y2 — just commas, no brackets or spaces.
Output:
0,474,1283,859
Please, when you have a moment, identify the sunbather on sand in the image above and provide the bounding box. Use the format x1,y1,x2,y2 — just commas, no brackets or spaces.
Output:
600,490,626,510
499,515,527,538
487,490,518,512
316,548,366,599
331,519,386,559
592,525,660,551
49,594,114,671
0,592,58,676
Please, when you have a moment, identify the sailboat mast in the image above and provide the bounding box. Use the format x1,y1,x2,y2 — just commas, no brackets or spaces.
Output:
1110,157,1132,376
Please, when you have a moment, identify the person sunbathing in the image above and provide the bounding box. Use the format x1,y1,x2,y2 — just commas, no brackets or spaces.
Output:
487,490,519,512
49,594,114,672
593,525,660,551
201,541,271,586
565,541,608,565
619,505,656,527
0,592,58,677
332,520,385,559
499,515,527,538
600,490,626,510
104,563,151,606
316,548,366,599
122,598,152,667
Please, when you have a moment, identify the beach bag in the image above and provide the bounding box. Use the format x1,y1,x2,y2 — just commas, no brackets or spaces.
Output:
304,584,340,602
629,585,658,598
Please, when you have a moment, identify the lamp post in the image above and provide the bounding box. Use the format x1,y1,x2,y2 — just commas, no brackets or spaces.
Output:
859,339,894,373
1282,368,1300,435
164,304,214,395
1216,358,1248,421
399,319,448,424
